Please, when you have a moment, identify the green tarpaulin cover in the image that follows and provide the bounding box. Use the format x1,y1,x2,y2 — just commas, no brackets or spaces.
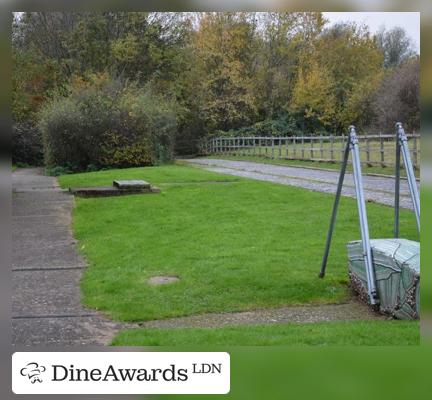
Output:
347,238,419,320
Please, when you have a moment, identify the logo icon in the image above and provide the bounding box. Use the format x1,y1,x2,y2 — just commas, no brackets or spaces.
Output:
20,362,46,383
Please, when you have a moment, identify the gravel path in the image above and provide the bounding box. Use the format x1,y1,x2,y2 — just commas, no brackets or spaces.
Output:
185,158,418,209
12,168,130,346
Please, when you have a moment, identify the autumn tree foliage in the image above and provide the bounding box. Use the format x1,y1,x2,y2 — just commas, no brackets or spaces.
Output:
12,12,419,168
373,57,420,132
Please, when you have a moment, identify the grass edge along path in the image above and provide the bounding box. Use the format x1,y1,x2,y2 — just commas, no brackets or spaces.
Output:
111,320,419,346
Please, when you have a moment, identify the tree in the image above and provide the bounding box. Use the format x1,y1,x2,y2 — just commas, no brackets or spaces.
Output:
192,12,258,132
290,60,336,130
373,57,420,132
254,12,326,119
376,27,416,68
290,22,383,132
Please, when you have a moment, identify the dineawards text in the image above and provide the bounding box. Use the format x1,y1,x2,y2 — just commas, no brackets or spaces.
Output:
51,364,189,382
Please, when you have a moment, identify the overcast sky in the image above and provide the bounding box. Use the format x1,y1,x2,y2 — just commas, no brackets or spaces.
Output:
323,12,420,53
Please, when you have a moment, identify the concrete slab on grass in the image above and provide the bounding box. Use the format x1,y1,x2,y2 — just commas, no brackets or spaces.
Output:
113,179,150,189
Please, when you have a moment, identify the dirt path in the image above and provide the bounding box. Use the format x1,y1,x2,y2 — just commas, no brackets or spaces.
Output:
185,158,418,209
12,168,129,346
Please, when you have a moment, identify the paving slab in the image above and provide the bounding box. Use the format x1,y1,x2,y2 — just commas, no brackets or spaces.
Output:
12,317,130,346
12,270,86,315
12,242,85,269
12,200,72,217
113,179,150,189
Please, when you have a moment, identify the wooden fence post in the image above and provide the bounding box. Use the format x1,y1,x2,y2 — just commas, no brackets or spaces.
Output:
301,137,305,159
278,138,282,158
330,135,334,162
341,134,345,161
310,137,314,159
271,138,275,159
366,136,371,166
286,138,289,158
293,136,297,159
320,134,323,159
380,132,385,167
413,134,418,168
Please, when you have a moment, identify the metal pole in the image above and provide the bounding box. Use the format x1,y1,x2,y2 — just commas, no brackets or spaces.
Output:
394,127,401,238
320,126,379,306
319,136,350,278
349,126,378,305
396,122,420,233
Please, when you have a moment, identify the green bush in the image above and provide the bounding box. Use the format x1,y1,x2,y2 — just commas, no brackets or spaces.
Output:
214,112,304,138
38,78,177,171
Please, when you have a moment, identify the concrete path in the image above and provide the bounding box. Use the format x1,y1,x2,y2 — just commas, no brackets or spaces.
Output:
185,159,418,209
138,301,384,330
12,168,128,346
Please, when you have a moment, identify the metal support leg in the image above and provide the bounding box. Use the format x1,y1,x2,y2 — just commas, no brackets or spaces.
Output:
319,139,350,278
320,126,378,305
349,126,378,305
396,123,420,234
394,131,401,238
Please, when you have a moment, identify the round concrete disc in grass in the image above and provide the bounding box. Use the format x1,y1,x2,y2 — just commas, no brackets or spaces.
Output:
147,276,180,285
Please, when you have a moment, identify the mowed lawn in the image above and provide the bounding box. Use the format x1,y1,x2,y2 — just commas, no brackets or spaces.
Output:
59,164,418,322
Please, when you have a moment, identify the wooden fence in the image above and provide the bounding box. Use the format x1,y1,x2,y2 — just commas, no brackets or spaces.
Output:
199,134,420,169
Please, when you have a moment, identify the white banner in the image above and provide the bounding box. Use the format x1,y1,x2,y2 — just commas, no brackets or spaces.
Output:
12,352,230,394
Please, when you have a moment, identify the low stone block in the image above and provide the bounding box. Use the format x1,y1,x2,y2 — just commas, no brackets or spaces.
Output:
69,186,158,197
113,180,150,189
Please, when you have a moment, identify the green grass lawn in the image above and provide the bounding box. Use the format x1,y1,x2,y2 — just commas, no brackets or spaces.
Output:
111,320,419,346
199,154,419,178
59,164,417,322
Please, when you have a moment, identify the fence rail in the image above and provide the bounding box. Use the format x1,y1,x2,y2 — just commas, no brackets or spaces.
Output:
198,134,420,169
